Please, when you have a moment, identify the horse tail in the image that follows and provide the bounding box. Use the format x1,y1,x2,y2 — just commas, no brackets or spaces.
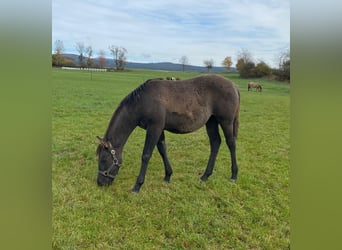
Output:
233,88,240,139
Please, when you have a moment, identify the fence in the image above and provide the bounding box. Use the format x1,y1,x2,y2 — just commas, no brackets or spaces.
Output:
61,67,107,72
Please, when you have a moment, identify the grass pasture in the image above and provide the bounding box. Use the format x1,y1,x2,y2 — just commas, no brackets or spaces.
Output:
52,69,290,249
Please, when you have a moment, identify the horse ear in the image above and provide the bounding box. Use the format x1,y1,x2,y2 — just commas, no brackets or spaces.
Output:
96,136,108,147
96,136,112,148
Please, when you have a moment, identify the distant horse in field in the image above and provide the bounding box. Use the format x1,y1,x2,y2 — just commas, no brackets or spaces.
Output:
166,76,176,80
96,74,240,192
248,82,262,92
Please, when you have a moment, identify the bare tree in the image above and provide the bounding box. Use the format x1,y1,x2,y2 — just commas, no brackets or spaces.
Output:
75,42,85,68
204,59,214,72
54,40,64,55
179,55,189,72
52,40,64,67
276,48,290,81
85,45,93,68
279,49,290,68
108,45,127,70
236,48,253,64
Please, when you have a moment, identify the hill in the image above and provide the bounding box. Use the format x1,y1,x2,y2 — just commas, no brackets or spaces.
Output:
62,53,236,73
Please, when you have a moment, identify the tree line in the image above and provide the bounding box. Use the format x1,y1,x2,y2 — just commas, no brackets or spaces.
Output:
234,48,290,81
52,40,127,71
52,40,289,81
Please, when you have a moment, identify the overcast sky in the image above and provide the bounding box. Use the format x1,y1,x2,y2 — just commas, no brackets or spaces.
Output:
52,0,289,67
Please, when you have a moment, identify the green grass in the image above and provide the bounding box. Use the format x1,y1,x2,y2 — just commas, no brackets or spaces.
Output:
52,69,290,249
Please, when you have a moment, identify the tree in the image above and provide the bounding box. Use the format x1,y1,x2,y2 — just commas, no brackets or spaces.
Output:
236,58,246,73
237,48,253,64
62,57,76,67
236,49,255,78
277,49,290,81
239,61,256,78
179,55,189,72
253,61,271,77
54,40,64,54
204,59,214,72
75,42,85,68
222,56,233,72
108,45,127,70
235,48,283,79
85,45,93,68
98,49,106,68
52,40,65,67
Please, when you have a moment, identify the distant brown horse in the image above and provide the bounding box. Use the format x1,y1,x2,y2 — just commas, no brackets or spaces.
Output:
96,74,240,192
248,82,262,92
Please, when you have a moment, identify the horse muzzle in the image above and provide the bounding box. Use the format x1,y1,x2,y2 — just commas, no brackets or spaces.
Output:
97,174,115,186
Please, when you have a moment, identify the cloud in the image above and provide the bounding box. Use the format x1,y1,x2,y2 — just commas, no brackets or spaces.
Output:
52,0,289,67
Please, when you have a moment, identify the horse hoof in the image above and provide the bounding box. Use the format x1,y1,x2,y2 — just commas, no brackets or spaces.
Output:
131,187,140,193
230,178,237,183
200,177,207,183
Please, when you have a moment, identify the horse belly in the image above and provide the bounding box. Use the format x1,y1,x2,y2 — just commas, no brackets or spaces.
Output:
164,109,210,134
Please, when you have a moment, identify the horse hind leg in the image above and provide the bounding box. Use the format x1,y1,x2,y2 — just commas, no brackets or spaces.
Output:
220,121,238,182
200,117,221,182
156,131,173,182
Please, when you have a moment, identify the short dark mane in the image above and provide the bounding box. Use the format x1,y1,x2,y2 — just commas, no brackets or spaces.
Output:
105,79,159,140
119,78,163,108
120,83,146,107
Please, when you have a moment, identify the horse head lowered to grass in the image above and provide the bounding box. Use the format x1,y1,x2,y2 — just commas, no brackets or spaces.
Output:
96,74,240,192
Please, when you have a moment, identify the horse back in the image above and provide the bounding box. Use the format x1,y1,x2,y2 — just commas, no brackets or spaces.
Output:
140,75,239,126
147,74,238,106
135,75,239,133
248,82,261,88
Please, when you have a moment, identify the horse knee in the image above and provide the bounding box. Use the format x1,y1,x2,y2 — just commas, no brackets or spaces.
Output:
142,153,152,164
227,139,236,149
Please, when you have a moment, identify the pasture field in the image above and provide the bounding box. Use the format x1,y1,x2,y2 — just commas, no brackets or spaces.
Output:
52,68,290,249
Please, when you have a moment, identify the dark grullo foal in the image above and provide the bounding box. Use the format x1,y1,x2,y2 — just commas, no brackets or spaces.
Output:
96,74,240,193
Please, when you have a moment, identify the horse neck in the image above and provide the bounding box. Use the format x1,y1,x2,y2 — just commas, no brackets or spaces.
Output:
105,106,136,151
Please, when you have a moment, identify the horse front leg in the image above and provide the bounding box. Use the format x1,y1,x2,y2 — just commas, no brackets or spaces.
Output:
132,126,163,193
157,131,173,182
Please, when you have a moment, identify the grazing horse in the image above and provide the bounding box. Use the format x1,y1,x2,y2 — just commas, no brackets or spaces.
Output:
248,82,262,92
96,74,240,192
